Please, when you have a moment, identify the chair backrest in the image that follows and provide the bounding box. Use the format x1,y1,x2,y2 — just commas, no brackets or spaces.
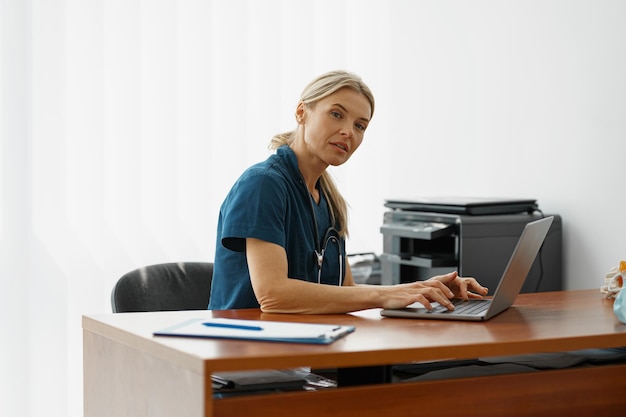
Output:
111,262,213,313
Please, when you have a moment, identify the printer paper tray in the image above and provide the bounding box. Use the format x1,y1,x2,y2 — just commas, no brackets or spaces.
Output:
380,222,455,240
380,253,457,268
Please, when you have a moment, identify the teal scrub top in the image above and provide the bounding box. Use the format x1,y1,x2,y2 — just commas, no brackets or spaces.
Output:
208,145,345,310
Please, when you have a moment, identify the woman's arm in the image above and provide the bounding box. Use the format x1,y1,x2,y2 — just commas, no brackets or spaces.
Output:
246,238,487,314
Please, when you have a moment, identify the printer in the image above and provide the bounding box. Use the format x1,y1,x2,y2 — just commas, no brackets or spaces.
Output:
380,197,562,294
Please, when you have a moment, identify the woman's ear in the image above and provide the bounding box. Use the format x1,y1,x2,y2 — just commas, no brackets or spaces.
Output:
295,102,305,124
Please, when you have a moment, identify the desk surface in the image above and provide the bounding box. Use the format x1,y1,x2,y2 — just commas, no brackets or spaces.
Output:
83,289,626,374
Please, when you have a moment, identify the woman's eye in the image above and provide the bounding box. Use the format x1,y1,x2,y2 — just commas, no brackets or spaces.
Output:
331,111,342,119
355,123,367,132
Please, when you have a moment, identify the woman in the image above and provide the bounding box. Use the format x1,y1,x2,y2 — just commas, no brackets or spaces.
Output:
209,70,488,313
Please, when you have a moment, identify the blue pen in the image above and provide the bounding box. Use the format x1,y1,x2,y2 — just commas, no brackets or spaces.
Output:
202,321,263,331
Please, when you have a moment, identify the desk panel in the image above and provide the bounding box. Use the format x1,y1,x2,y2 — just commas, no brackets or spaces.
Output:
215,364,626,417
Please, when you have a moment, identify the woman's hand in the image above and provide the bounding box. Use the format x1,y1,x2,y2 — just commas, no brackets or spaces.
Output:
379,271,488,311
428,271,489,301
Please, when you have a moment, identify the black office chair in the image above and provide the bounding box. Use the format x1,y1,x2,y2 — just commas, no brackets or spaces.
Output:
111,262,213,313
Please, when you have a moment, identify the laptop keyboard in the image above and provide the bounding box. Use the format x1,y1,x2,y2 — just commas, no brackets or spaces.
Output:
430,299,491,315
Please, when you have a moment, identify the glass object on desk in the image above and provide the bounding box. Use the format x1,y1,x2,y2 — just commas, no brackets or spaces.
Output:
614,282,626,324
610,261,626,323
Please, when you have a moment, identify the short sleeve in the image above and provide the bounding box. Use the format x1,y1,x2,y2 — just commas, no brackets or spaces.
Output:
219,168,289,252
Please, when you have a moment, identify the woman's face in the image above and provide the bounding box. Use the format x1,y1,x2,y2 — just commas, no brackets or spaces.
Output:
297,87,372,167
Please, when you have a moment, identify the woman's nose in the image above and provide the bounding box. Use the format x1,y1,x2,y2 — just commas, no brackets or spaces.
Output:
340,122,354,138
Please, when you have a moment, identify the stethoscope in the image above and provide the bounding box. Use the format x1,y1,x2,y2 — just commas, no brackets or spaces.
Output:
304,185,344,286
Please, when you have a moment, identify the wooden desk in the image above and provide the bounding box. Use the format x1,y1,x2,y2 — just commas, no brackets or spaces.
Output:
83,290,626,417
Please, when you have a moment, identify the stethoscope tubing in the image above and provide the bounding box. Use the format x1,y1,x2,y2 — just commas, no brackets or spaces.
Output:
303,182,344,286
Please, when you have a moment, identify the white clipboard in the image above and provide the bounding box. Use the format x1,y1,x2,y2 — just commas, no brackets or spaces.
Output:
154,318,355,344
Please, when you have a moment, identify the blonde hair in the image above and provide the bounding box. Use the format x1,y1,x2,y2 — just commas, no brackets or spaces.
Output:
269,70,375,238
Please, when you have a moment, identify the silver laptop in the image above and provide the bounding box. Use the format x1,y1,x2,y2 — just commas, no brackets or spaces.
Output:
380,216,554,321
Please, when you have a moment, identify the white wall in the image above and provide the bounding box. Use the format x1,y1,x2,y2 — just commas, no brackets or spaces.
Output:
342,0,626,291
1,1,624,417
